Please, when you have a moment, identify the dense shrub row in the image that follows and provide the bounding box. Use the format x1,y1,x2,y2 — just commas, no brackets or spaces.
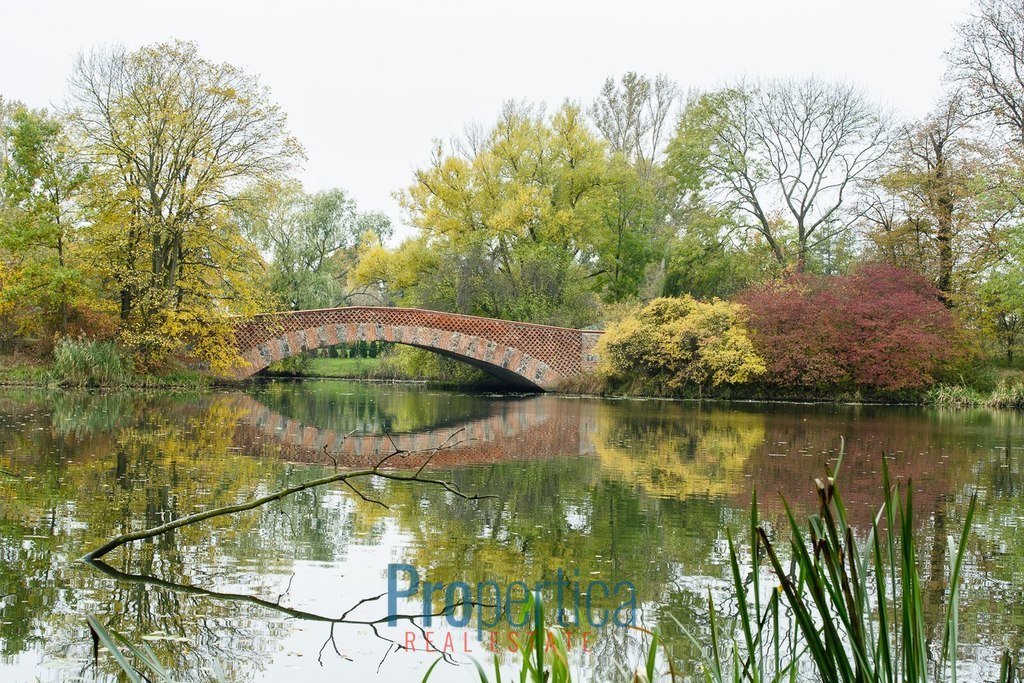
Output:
598,264,966,397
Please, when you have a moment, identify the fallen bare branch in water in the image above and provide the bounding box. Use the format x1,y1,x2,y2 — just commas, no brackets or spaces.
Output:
322,429,357,470
342,479,390,508
83,559,488,667
81,431,492,561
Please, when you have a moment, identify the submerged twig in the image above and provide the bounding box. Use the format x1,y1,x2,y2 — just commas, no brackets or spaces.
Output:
342,479,389,509
318,622,351,665
415,427,469,477
323,430,357,470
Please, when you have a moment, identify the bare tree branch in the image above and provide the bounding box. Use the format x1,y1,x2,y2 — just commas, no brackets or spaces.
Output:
81,431,495,561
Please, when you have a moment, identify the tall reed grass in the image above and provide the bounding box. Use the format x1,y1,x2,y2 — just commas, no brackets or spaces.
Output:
683,445,1014,683
988,378,1024,409
52,338,130,387
421,591,668,682
929,377,1024,409
86,616,226,683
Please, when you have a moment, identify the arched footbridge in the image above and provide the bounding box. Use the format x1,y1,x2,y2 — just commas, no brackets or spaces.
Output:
227,307,602,391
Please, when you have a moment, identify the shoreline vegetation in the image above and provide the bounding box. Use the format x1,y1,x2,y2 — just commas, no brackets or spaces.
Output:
0,339,210,390
4,339,1021,410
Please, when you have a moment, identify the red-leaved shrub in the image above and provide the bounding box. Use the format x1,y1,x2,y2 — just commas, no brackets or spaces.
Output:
738,264,964,391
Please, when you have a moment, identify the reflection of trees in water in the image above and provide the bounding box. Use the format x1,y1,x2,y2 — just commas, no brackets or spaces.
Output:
961,415,1024,665
0,391,369,679
369,453,731,680
1,389,1024,678
590,400,766,500
247,380,497,435
83,559,481,674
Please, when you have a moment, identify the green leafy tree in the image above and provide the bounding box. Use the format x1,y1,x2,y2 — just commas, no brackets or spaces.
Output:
0,105,90,335
591,153,669,302
374,102,610,326
662,205,779,298
588,73,677,301
980,229,1024,365
243,182,392,311
361,95,681,322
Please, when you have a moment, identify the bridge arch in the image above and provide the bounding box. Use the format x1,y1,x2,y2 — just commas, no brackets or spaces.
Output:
228,307,602,391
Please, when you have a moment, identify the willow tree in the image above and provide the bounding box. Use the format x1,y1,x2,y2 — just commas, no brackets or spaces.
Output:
358,99,673,324
240,181,393,312
67,40,303,369
387,102,609,327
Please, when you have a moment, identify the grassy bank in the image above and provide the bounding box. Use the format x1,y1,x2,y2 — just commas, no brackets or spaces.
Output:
0,358,211,389
303,356,384,379
0,340,210,390
264,350,510,390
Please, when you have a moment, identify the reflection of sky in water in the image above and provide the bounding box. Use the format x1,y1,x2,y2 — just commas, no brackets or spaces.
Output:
0,381,1023,680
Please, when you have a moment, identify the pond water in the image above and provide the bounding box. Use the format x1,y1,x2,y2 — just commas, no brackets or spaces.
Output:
0,380,1022,681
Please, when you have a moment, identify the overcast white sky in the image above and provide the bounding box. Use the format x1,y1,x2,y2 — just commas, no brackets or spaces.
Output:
0,0,975,238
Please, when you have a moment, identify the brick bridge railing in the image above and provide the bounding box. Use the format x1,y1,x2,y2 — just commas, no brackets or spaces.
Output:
227,307,602,390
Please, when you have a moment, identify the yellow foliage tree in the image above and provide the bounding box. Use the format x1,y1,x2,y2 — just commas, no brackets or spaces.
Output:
67,41,299,371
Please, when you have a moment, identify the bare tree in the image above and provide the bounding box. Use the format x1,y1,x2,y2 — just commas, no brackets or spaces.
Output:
948,0,1024,145
590,72,679,169
675,79,891,271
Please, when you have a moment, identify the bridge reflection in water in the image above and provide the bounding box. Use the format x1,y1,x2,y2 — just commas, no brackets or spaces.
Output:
225,389,979,526
229,393,595,469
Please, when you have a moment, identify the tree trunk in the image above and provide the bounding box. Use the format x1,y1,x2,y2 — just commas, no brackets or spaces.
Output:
935,202,954,298
119,288,132,321
932,140,955,302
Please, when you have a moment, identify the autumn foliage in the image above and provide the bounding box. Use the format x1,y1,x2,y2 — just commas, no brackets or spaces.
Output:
597,296,766,393
738,264,963,391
